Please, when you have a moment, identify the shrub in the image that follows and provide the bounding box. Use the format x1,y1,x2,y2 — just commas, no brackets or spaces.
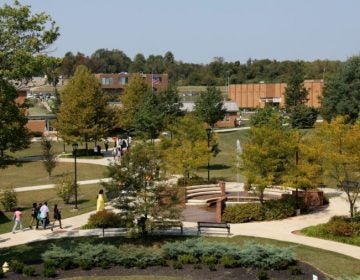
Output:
223,203,264,223
208,263,216,271
55,174,75,204
10,260,24,274
239,243,294,270
42,244,78,268
257,270,268,280
324,216,360,237
172,260,183,270
178,254,198,264
79,259,92,270
59,258,76,270
220,255,238,268
0,188,17,211
43,266,57,278
100,259,110,269
87,210,124,229
263,198,296,220
136,259,147,269
22,265,36,277
202,255,217,266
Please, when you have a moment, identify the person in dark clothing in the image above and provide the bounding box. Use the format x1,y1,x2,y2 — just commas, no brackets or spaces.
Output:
51,204,62,231
29,203,37,229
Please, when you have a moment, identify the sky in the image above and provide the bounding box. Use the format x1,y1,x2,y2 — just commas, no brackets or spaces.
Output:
4,0,360,63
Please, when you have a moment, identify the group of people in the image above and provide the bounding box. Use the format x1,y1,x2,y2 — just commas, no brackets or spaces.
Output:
112,136,131,161
11,189,106,235
12,202,62,234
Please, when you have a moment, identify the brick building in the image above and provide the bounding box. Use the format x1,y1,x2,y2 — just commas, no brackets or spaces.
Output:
229,80,323,108
95,73,168,95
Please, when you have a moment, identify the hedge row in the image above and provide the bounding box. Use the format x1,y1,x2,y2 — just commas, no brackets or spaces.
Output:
222,197,307,223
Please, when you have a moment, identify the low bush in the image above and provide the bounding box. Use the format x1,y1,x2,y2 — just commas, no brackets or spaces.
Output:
288,265,302,275
172,260,183,269
222,203,264,223
22,265,36,277
324,216,360,237
79,259,92,270
10,260,24,274
257,270,268,280
202,255,217,266
220,255,238,268
42,244,77,268
178,254,198,264
223,197,306,223
87,210,124,229
43,266,57,278
55,174,75,204
0,188,17,211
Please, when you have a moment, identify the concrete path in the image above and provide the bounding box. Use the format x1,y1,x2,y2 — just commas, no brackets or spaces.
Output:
1,153,359,260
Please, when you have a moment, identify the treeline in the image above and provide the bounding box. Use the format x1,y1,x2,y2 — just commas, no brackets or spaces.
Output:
57,49,342,85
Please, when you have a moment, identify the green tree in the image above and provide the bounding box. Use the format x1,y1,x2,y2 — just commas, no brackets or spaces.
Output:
41,137,57,177
130,53,146,73
44,57,62,113
0,1,59,81
241,126,297,204
56,66,110,148
89,48,131,73
161,114,209,185
249,107,284,128
0,1,59,167
309,117,360,217
321,55,360,122
284,62,318,128
194,86,226,128
106,142,181,234
119,74,150,129
0,81,30,167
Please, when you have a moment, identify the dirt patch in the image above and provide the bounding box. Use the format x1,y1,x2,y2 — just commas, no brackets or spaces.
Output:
4,261,328,279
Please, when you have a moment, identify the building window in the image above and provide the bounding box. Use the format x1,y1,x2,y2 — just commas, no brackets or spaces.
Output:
119,77,128,85
101,77,113,85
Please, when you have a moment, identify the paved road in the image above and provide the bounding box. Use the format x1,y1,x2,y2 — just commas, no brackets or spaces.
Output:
1,155,359,260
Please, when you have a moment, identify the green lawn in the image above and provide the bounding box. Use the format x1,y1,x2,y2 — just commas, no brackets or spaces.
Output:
196,130,250,181
0,235,359,278
0,161,108,188
0,184,100,234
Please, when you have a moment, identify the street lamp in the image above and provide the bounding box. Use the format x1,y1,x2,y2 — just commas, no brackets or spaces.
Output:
72,143,78,209
206,128,212,182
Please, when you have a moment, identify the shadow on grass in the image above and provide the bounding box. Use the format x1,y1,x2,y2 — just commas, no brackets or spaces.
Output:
0,211,11,224
199,164,231,170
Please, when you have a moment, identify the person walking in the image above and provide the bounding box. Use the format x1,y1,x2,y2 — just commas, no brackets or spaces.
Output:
35,203,42,230
12,208,23,234
39,202,49,230
104,139,109,152
51,204,62,231
96,189,105,212
29,203,37,229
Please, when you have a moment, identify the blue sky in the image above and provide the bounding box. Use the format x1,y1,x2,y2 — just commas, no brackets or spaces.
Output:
6,0,360,63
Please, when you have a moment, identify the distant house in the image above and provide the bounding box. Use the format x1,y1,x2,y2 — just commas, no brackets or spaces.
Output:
95,73,168,95
181,101,239,128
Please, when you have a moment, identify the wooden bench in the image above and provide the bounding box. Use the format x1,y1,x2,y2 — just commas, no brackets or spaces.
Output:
197,221,230,235
148,220,183,235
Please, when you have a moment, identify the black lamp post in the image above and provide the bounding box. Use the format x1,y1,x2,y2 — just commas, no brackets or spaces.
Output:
206,128,212,182
72,143,78,209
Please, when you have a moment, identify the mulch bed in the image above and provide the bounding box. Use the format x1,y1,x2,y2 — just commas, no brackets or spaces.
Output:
4,261,328,279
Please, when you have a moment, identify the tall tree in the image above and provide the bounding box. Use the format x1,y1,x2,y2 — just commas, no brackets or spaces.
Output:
241,125,296,203
194,86,226,128
161,114,209,185
309,117,360,217
321,55,360,122
56,66,109,148
130,53,146,73
284,62,318,128
0,1,59,167
106,142,181,234
119,74,149,129
90,48,131,73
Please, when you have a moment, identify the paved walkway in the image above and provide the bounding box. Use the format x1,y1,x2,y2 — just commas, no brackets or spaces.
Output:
1,155,359,260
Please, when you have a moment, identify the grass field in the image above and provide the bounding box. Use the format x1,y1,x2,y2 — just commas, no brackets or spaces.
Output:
196,129,249,181
0,183,100,234
0,161,108,188
0,235,359,278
